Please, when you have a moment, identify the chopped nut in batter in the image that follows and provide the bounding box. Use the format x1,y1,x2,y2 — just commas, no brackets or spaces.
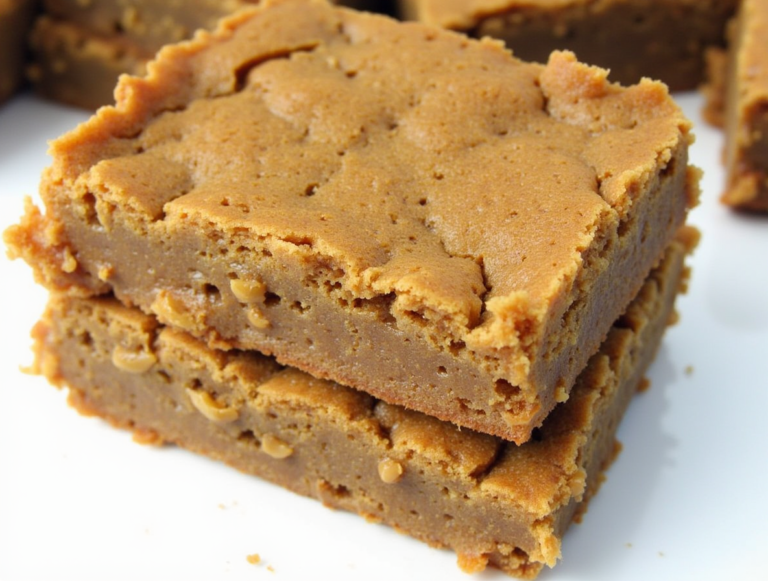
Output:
186,388,239,423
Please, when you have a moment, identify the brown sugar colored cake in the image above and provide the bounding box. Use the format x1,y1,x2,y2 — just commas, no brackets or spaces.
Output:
0,0,37,104
5,0,699,443
32,233,693,579
397,0,738,91
720,0,768,211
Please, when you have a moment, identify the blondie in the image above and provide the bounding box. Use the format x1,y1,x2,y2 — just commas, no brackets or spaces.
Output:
32,232,693,579
6,0,698,442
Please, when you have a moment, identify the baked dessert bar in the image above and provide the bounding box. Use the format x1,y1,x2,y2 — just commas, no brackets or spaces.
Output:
0,0,36,104
719,0,768,211
32,232,694,579
397,0,737,91
5,0,698,443
28,16,148,110
30,0,370,109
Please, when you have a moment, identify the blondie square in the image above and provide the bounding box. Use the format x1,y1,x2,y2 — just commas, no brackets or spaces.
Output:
397,0,737,91
5,0,698,442
32,232,693,579
719,0,768,211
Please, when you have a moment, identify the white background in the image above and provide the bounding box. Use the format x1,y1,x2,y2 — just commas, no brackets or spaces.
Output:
0,91,766,581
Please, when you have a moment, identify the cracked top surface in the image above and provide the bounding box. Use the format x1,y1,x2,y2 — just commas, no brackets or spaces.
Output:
47,0,688,336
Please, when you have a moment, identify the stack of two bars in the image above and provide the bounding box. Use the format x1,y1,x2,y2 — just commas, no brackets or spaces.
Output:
5,0,699,577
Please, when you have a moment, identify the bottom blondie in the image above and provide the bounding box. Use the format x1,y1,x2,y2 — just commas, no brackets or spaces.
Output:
31,233,693,578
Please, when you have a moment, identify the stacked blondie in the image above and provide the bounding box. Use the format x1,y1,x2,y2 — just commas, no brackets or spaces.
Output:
5,0,699,576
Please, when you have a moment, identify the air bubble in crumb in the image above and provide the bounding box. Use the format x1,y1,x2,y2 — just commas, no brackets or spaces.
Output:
246,554,261,565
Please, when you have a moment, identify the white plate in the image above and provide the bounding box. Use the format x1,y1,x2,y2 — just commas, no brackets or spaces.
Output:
0,92,766,581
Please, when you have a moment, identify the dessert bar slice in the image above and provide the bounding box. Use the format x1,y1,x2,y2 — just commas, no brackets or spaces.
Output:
720,0,768,211
397,0,737,91
33,231,694,579
6,0,698,442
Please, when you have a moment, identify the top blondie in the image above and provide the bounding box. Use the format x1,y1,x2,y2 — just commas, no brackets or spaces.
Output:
5,0,697,443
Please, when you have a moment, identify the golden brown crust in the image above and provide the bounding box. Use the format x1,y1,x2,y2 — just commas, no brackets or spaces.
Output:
33,234,691,578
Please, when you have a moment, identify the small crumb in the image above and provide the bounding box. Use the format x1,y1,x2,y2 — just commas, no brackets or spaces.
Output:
132,427,163,446
218,503,226,510
684,365,694,376
637,378,651,393
246,554,261,565
625,543,633,548
658,551,665,557
267,565,275,573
